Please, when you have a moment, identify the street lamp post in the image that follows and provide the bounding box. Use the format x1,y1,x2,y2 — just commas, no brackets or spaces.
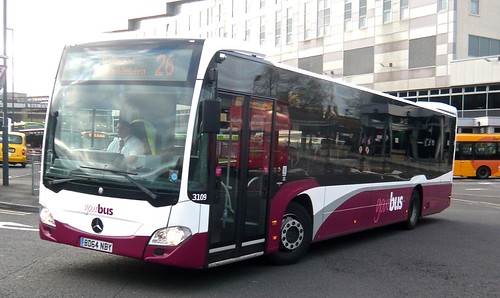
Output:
2,0,9,185
7,27,13,121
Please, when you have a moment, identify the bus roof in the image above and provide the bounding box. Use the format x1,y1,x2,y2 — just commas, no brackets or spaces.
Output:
204,38,457,119
414,101,458,117
62,37,457,120
456,133,500,142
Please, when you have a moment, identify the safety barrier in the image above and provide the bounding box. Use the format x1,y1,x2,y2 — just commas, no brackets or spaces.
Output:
31,154,41,195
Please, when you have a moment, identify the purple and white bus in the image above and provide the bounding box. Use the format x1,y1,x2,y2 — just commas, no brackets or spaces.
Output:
39,38,457,268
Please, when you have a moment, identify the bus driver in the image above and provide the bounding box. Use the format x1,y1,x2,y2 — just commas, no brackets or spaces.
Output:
107,120,144,165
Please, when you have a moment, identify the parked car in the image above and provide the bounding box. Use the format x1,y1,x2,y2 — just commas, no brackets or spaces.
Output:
0,132,28,167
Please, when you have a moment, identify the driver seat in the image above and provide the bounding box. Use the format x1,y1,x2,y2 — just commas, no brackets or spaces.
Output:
130,120,156,155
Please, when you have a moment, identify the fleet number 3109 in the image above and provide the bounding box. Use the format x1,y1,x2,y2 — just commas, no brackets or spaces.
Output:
192,194,207,201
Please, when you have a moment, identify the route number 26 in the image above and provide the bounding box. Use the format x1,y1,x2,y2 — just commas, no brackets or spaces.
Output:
155,54,175,77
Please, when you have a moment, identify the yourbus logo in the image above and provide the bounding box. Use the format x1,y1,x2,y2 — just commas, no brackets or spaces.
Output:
84,204,114,216
374,192,404,223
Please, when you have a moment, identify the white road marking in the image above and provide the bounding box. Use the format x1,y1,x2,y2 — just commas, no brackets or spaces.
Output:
0,209,31,216
0,221,38,232
452,198,500,209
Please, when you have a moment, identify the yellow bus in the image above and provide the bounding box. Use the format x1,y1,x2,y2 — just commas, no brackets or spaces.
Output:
454,134,500,179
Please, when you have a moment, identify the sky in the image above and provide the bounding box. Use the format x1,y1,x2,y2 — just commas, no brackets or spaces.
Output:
3,0,167,96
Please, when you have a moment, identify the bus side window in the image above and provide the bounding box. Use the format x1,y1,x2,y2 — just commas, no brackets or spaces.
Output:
462,143,473,159
475,142,497,158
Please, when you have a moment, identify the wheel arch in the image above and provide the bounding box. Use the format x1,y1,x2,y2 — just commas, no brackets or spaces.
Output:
267,198,314,265
290,194,313,223
413,184,423,217
402,184,424,230
267,180,319,254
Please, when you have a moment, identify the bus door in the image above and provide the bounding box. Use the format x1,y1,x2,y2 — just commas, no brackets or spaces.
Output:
455,142,474,176
208,93,272,265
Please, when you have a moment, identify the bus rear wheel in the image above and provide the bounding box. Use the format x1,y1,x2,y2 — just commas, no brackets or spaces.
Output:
268,202,312,265
476,166,491,179
404,190,421,230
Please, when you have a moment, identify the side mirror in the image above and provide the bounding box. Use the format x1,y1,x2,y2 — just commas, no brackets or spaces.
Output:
200,99,220,134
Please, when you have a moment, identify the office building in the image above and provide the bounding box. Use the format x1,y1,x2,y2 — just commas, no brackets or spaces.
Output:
111,0,500,133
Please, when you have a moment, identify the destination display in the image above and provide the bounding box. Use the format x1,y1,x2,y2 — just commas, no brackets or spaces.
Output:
60,48,193,82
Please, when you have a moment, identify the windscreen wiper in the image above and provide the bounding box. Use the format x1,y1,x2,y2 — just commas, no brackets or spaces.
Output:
47,174,94,185
80,166,158,200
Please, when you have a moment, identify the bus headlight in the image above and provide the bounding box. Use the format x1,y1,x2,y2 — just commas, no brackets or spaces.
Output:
149,226,192,246
40,207,56,227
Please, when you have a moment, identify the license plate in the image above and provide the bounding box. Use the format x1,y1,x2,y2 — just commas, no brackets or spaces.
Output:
80,237,113,253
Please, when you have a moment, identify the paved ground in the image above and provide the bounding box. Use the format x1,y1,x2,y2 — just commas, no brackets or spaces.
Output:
0,169,39,213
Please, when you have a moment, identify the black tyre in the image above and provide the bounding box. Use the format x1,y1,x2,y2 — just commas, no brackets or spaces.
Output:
476,166,491,179
268,202,312,265
404,190,421,230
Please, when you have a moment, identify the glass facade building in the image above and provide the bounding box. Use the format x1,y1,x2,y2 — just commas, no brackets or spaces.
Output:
111,0,500,133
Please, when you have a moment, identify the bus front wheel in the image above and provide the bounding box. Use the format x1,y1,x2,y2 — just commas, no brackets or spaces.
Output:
476,166,491,179
268,202,312,265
